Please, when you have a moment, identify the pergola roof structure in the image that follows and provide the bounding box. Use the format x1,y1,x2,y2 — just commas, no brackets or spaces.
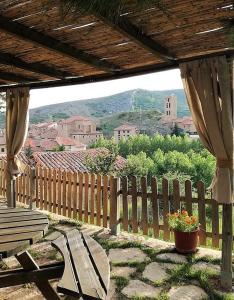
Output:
0,0,233,91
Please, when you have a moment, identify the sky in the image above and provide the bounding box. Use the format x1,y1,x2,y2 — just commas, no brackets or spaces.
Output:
29,68,183,109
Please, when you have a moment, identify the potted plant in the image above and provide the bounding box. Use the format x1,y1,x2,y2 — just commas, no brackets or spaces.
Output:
167,210,200,254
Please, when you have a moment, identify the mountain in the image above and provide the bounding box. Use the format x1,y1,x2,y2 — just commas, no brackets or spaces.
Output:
29,89,190,125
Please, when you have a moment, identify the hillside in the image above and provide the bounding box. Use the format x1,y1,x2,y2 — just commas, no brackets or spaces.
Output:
99,110,164,137
29,89,189,124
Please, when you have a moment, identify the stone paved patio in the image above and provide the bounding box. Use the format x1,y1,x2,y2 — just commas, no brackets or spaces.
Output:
0,205,233,300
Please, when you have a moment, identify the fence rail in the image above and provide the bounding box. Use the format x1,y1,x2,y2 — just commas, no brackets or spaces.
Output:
0,160,233,248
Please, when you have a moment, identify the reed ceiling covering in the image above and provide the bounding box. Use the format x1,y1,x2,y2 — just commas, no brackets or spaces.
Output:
0,0,233,90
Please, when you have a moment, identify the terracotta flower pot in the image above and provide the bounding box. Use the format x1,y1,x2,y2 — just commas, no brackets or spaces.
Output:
174,229,199,254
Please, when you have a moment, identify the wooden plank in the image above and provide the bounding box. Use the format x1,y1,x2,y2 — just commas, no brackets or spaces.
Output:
90,174,95,224
66,230,106,299
141,177,148,235
96,174,102,226
48,169,52,212
26,167,30,205
0,208,31,214
67,171,72,218
57,169,62,215
122,176,128,231
43,169,48,211
51,235,79,296
84,173,89,223
82,233,110,293
35,168,39,208
197,181,206,246
172,179,180,212
0,231,44,244
62,171,67,217
53,169,57,214
72,172,78,219
22,172,26,204
78,172,83,221
151,177,159,238
0,210,42,218
131,176,138,233
0,214,48,224
109,177,120,235
0,240,30,258
0,224,48,236
0,218,49,230
185,180,193,215
162,178,170,241
39,167,43,210
103,175,108,228
211,197,219,248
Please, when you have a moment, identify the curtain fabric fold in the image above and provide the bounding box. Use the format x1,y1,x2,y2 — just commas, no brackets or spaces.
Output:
180,56,233,204
6,87,29,206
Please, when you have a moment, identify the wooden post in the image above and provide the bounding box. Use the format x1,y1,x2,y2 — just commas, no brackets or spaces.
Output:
6,171,16,208
109,177,120,235
29,168,36,210
221,203,233,290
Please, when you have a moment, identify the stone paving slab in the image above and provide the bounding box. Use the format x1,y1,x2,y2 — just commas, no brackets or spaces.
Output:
156,252,188,264
192,262,221,274
143,262,169,283
111,266,136,278
109,248,148,264
195,247,221,260
168,285,208,300
122,279,162,299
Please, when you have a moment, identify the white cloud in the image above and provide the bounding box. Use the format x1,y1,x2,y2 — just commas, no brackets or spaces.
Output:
30,68,183,109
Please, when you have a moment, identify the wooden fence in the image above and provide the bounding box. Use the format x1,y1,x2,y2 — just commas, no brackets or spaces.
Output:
0,160,232,248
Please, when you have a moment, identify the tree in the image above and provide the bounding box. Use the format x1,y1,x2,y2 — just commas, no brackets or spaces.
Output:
25,145,33,158
52,144,65,151
171,123,184,136
86,141,119,175
120,152,154,178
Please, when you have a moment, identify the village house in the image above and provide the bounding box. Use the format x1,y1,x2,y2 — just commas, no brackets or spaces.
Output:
114,124,139,143
57,116,103,145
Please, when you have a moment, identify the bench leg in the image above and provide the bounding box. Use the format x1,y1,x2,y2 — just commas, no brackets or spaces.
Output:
16,251,61,300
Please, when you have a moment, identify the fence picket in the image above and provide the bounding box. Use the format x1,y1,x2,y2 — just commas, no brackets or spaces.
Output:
39,167,43,210
103,175,108,228
72,172,78,219
151,177,159,238
212,197,219,248
141,177,148,235
197,181,206,245
84,173,89,223
78,172,83,221
43,168,48,211
122,176,128,231
62,170,67,216
131,176,138,233
67,171,72,218
162,178,170,241
53,169,57,213
90,174,95,224
96,174,102,226
57,169,62,215
185,180,192,215
173,179,180,212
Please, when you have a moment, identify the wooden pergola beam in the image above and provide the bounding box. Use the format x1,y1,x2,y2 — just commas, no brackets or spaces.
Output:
0,52,73,79
94,12,175,62
0,15,121,73
0,71,36,83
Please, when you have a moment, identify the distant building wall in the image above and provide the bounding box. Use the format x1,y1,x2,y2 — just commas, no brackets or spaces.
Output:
164,94,177,120
114,126,138,143
73,133,103,145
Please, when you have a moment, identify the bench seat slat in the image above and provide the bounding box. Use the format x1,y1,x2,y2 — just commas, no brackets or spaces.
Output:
66,230,106,299
52,235,79,297
82,234,110,293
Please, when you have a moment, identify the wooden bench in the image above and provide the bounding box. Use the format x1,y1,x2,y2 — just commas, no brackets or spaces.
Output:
0,229,110,300
52,229,110,299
